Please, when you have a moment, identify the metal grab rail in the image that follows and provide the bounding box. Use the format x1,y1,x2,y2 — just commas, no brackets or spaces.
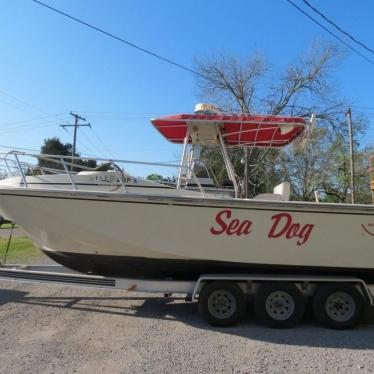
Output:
60,156,76,191
0,151,206,196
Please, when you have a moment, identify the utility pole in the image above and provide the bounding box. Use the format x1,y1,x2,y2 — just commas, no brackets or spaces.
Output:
346,107,355,204
60,112,91,169
244,147,248,198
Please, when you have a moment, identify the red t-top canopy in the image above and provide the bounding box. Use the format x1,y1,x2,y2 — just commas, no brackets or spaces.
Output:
151,114,307,147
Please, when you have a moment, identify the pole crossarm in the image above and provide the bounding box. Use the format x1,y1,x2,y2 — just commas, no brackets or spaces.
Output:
59,112,91,169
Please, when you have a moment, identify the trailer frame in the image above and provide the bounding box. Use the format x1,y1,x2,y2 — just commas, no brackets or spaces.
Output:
0,264,373,305
1,264,373,328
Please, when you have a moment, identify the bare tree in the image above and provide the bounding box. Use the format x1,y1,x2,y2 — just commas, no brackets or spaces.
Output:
197,54,266,113
264,43,341,115
195,42,371,202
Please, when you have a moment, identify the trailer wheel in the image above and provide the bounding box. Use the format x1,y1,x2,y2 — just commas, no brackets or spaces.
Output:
198,281,246,327
313,283,364,329
254,282,306,328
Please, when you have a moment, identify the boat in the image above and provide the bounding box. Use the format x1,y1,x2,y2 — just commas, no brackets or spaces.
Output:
0,155,206,220
0,151,233,198
1,104,374,282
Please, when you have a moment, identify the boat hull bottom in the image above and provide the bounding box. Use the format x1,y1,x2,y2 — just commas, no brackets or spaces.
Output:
42,250,374,283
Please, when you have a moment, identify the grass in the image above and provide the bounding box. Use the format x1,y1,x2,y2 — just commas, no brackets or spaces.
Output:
0,223,18,229
0,236,47,264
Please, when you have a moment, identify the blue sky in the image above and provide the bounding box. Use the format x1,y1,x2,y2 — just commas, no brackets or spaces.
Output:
1,0,374,175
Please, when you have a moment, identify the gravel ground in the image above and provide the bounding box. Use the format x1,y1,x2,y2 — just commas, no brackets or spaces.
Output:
0,281,374,374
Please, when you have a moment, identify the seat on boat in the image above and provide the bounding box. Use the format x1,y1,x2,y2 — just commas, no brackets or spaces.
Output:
253,182,291,201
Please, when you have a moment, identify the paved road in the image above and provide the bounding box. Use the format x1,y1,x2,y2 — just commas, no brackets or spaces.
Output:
0,281,373,374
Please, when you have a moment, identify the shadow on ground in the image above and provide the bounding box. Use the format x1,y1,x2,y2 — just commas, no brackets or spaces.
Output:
1,286,374,350
0,289,28,307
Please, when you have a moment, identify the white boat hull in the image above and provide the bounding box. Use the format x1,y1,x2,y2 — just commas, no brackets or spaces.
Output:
1,188,374,280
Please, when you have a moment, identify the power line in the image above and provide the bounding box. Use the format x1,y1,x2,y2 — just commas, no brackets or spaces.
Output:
79,128,108,158
0,117,70,132
285,0,374,67
0,122,58,135
302,0,374,57
0,112,68,128
63,116,115,158
60,126,97,157
0,144,39,152
89,127,117,159
0,89,49,115
32,1,266,105
77,139,102,158
60,112,93,169
0,97,42,116
78,116,157,123
73,111,167,115
32,0,204,78
60,112,91,167
62,124,109,158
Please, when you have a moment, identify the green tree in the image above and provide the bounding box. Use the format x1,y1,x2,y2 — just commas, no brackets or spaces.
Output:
146,173,164,182
146,174,176,184
39,137,96,171
320,138,372,204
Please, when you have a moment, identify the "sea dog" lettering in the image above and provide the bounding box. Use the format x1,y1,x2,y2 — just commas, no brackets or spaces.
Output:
268,212,314,246
210,209,253,236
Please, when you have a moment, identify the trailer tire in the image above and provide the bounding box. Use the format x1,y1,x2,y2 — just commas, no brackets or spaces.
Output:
198,281,246,327
313,283,364,329
254,282,306,328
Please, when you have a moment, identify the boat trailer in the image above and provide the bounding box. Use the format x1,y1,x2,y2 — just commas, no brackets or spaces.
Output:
0,264,373,329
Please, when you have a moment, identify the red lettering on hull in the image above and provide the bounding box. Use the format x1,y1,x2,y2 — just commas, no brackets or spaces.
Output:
361,223,374,237
210,209,252,236
268,212,314,246
210,210,314,245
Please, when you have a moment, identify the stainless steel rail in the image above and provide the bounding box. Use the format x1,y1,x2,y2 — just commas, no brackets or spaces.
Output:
0,151,206,196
